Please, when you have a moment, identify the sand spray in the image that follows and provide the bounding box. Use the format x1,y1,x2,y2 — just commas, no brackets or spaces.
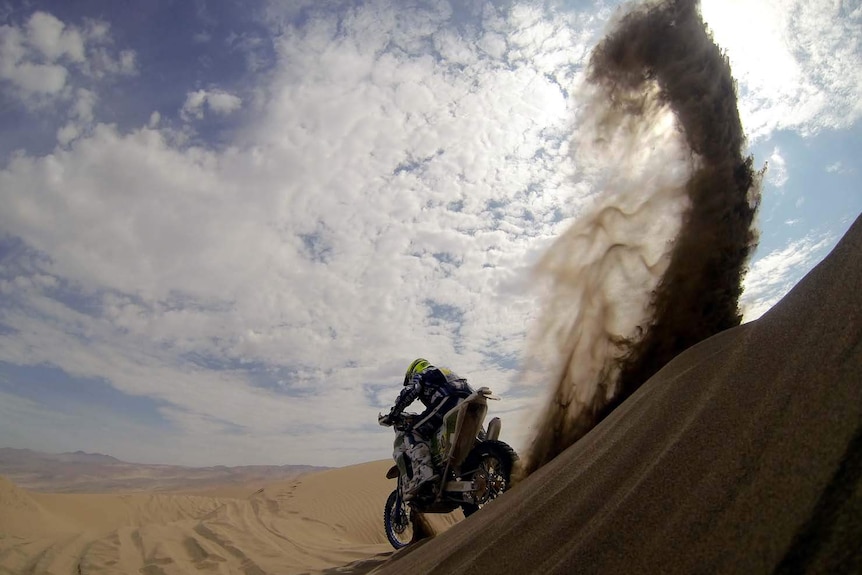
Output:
522,0,762,476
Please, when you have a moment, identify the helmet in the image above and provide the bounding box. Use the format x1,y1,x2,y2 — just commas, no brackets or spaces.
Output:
403,358,430,386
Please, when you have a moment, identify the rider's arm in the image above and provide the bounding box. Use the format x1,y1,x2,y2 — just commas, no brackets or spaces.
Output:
389,374,422,418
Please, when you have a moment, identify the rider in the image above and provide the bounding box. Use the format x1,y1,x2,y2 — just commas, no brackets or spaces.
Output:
382,358,474,500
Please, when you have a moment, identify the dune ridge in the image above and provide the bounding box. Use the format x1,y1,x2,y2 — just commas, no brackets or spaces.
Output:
371,215,862,574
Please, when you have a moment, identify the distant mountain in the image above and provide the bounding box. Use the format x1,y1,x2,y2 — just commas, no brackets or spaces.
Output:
56,450,122,464
0,448,123,465
0,447,329,493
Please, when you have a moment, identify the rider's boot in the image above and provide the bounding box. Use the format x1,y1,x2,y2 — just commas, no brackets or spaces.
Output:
404,442,439,501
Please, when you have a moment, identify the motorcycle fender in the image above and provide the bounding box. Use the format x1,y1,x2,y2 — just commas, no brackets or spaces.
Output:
486,417,502,441
386,465,399,479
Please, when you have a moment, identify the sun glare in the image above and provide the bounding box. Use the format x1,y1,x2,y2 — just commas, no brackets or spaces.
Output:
699,0,800,92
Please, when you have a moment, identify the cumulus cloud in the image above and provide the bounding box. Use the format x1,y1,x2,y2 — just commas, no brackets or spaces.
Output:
0,9,137,148
181,88,243,120
25,11,86,62
0,17,67,94
0,11,136,97
0,1,595,465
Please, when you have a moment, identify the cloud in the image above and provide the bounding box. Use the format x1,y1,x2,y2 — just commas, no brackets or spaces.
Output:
825,160,853,175
767,147,788,187
181,88,243,120
25,11,86,63
84,46,137,78
0,9,137,151
2,60,68,94
56,88,98,146
0,1,596,465
700,0,862,139
0,11,136,99
741,232,834,321
0,0,854,466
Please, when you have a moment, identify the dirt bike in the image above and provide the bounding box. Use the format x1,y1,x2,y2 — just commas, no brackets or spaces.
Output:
378,386,518,549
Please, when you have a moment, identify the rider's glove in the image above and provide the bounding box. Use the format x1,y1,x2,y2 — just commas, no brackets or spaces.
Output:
378,413,394,427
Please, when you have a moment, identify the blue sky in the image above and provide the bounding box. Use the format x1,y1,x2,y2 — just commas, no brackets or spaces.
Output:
0,0,859,467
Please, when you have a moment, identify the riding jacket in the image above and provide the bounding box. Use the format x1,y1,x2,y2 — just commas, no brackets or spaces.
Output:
388,365,473,439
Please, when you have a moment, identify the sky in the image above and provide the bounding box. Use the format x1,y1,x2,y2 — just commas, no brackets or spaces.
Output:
0,0,859,468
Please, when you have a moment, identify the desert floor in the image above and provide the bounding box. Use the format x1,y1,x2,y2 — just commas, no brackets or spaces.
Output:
0,460,459,575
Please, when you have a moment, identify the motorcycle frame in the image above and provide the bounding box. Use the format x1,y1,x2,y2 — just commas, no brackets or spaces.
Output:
433,388,492,494
387,387,501,506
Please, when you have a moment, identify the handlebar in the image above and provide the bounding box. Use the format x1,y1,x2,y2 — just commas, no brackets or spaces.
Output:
378,412,417,430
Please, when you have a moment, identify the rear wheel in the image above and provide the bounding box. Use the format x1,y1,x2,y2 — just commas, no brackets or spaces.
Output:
460,442,514,517
384,489,414,549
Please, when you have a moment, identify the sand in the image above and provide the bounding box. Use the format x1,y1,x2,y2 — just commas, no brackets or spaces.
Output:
4,217,859,574
3,218,859,574
370,215,862,574
0,449,324,494
0,460,442,574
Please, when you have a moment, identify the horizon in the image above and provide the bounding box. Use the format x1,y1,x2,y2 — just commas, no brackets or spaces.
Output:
0,445,337,468
1,0,860,467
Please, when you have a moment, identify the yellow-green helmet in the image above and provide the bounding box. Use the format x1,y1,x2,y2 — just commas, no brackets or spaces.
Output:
403,358,430,386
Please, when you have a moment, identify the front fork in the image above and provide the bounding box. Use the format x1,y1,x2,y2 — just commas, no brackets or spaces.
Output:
393,431,410,485
393,485,412,533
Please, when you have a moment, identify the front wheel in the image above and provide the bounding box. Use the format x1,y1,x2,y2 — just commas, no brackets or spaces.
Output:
384,489,414,549
460,441,515,518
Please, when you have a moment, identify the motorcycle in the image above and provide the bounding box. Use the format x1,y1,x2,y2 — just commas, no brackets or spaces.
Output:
378,386,518,549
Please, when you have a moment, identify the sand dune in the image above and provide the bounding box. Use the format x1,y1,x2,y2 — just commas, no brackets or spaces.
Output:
6,215,858,575
0,448,325,494
0,460,453,575
3,219,857,574
4,217,858,575
371,216,862,574
0,476,76,539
